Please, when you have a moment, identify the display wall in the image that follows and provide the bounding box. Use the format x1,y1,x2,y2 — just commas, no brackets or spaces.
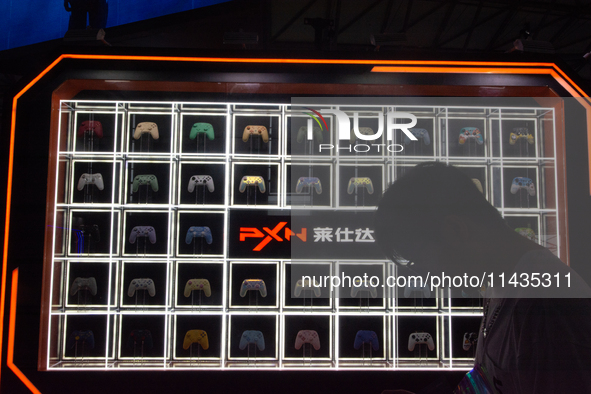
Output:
44,98,564,370
2,54,590,393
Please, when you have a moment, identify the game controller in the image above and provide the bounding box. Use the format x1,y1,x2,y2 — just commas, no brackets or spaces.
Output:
295,330,320,350
515,227,536,241
239,176,266,193
183,279,212,297
404,128,431,145
127,278,156,297
132,174,159,193
188,175,215,193
408,332,435,351
239,279,267,297
239,330,265,351
295,177,322,194
189,123,215,140
294,278,321,297
459,127,484,145
133,122,159,140
77,173,104,191
296,126,323,143
509,127,534,145
350,277,378,298
70,277,98,296
472,178,483,194
242,125,269,143
347,177,374,194
510,177,536,196
185,226,213,245
78,120,104,138
404,281,431,298
463,332,478,351
67,330,95,349
78,224,100,242
183,329,209,350
127,329,153,350
353,330,379,351
129,226,156,244
350,127,377,144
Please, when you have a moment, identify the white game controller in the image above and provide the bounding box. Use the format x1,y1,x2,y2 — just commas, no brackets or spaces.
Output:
77,173,104,191
408,332,435,351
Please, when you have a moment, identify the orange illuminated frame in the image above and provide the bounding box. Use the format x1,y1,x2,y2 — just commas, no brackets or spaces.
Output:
2,54,591,391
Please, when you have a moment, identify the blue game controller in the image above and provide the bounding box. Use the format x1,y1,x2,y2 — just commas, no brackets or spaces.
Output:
404,128,431,145
185,226,213,244
353,330,379,351
239,330,265,351
68,330,95,349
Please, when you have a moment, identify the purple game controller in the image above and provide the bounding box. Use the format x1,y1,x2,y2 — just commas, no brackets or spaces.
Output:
510,177,535,196
295,177,322,194
404,128,431,145
68,330,95,349
239,279,267,297
353,330,379,351
239,330,265,351
188,175,214,193
127,278,156,297
77,173,104,191
408,332,435,351
129,226,156,244
127,329,153,350
70,277,98,296
295,330,320,350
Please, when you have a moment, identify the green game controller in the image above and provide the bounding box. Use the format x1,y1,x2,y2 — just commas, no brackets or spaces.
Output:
190,123,215,140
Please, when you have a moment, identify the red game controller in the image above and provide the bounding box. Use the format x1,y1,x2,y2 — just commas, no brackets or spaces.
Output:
78,121,104,138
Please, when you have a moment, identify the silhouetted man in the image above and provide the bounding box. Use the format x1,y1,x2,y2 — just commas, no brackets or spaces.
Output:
375,162,591,393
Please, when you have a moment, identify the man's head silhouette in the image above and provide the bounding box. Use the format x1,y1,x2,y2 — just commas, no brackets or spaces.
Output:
374,162,539,277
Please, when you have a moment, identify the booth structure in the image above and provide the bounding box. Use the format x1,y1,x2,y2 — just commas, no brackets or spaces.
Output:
2,52,590,392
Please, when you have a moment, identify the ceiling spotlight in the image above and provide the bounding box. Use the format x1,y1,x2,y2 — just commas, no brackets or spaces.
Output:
512,39,554,54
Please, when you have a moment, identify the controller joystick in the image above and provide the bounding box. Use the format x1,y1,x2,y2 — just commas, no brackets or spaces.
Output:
463,332,478,351
408,332,435,351
350,127,377,144
296,126,323,143
183,279,212,297
188,175,215,193
132,174,159,193
67,330,95,349
77,173,105,191
347,177,374,194
458,127,484,145
183,329,209,350
239,279,267,297
294,278,321,297
295,177,322,194
239,330,265,351
129,226,156,244
78,121,104,138
189,123,215,140
295,330,320,350
133,122,159,140
242,125,269,143
127,278,156,297
510,177,536,196
127,329,153,350
239,176,266,193
353,330,379,351
185,226,213,245
404,128,431,145
70,277,98,296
